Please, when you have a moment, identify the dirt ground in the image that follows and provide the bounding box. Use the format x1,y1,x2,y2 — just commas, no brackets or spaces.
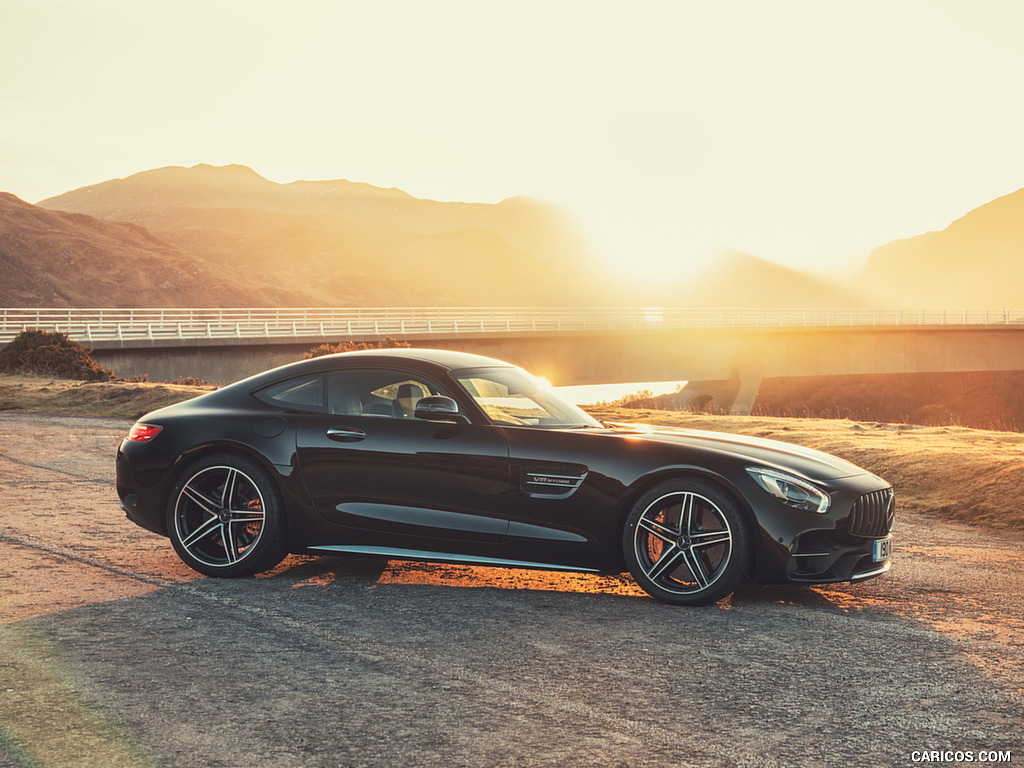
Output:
1,411,1022,768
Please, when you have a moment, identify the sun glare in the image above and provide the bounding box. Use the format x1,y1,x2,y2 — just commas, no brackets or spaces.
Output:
643,307,664,325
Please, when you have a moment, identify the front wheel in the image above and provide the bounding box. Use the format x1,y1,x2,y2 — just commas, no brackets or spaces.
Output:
167,454,288,577
623,478,751,605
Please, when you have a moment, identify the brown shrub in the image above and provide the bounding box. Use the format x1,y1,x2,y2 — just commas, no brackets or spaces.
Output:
0,329,114,381
170,375,212,386
608,389,676,410
304,336,411,360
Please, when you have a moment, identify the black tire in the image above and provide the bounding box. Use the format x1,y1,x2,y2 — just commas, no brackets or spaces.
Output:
623,478,751,605
166,453,288,577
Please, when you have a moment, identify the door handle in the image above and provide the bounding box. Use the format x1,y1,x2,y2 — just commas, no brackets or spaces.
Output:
326,426,366,442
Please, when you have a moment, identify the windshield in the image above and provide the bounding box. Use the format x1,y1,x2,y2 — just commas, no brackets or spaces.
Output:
455,367,602,429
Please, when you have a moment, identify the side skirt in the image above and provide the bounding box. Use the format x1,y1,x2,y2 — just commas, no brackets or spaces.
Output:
307,544,602,573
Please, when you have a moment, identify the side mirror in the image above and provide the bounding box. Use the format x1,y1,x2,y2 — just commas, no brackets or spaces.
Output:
414,395,470,424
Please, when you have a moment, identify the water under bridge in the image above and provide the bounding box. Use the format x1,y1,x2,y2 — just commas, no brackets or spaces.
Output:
4,307,1024,414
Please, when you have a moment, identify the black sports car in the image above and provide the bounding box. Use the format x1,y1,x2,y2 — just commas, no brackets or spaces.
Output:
117,348,894,605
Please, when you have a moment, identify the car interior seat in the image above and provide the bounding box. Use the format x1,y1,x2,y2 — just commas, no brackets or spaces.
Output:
394,383,428,418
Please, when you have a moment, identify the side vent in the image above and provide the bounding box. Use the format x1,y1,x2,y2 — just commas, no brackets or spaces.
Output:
522,464,588,499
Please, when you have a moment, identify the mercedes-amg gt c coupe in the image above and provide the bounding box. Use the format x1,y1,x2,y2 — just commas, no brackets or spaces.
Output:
117,348,894,605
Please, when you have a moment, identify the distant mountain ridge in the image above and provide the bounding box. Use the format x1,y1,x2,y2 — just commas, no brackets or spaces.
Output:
668,250,870,308
1,163,1020,308
857,187,1024,306
48,163,586,262
40,164,598,307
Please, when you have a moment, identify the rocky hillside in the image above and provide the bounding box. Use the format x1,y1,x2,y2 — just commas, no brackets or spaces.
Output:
0,192,309,307
857,187,1024,307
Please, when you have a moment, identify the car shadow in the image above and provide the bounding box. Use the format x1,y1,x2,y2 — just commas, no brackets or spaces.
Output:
730,582,838,608
259,553,391,587
265,553,653,599
259,553,866,612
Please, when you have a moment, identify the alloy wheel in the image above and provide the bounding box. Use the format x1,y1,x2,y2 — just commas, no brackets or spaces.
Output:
632,490,734,596
172,465,267,568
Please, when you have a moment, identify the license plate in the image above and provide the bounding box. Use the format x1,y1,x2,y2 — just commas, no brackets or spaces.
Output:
872,536,893,562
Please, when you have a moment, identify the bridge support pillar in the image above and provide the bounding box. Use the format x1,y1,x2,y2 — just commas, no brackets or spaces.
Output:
730,369,762,416
672,367,762,416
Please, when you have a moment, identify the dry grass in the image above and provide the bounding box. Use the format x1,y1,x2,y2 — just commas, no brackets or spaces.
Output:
2,374,1021,533
0,375,212,420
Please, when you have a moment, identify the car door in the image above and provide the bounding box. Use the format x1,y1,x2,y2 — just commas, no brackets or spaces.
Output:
295,367,511,543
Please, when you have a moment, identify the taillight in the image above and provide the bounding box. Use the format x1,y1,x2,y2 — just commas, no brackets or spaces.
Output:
128,423,163,442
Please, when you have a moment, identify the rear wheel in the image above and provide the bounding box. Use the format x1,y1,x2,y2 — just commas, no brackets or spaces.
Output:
167,454,287,577
623,478,751,605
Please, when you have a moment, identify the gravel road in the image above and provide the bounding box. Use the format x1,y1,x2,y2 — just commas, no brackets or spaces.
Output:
1,412,1022,768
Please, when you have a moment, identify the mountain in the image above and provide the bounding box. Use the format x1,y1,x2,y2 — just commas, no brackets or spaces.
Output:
25,162,1023,310
40,164,602,306
0,192,310,307
656,250,872,308
857,188,1024,306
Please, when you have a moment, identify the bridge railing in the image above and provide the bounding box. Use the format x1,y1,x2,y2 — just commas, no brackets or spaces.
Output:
2,307,1023,345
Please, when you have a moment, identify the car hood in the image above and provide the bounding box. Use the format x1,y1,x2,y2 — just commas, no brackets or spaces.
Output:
600,422,871,482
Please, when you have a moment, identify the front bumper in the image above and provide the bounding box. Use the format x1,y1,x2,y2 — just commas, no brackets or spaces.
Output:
787,532,893,583
786,486,895,583
748,474,895,586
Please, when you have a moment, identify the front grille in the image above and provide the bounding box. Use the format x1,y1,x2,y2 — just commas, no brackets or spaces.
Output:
848,488,895,538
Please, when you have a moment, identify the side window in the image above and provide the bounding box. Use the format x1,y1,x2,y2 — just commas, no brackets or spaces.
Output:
458,375,548,425
256,375,324,410
328,370,447,419
455,367,598,428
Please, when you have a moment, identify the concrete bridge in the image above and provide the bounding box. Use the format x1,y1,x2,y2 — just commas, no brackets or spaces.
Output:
4,307,1024,414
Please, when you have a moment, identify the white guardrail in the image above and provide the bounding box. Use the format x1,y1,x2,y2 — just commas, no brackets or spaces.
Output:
2,307,1023,345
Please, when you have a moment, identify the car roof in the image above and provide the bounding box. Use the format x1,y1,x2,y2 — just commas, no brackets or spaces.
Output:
316,347,515,371
223,347,516,394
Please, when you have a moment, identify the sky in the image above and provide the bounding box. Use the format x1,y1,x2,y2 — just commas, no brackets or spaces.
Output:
3,0,1024,278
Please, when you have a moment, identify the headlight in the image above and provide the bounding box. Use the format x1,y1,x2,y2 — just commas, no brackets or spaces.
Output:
746,467,830,513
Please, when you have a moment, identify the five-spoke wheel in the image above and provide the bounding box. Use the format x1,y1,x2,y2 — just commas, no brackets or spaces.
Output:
167,454,287,577
623,479,751,605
